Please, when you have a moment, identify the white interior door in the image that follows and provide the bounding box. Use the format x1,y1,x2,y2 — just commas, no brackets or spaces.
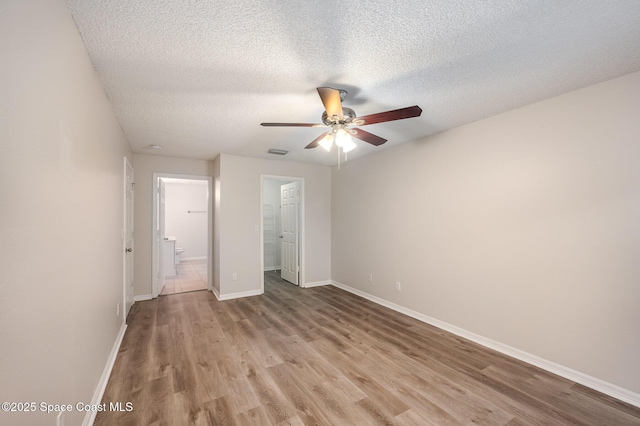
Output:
124,158,134,318
157,179,166,295
280,182,299,285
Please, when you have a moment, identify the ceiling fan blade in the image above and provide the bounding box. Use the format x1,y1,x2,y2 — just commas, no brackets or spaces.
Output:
317,87,344,121
356,105,422,126
351,128,387,146
261,122,324,127
305,131,330,149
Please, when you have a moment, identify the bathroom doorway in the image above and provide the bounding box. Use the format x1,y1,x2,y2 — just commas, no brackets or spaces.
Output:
151,173,212,297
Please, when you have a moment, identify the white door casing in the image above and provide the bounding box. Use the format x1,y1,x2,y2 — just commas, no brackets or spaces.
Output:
152,173,213,298
124,158,134,319
158,178,166,295
280,181,299,285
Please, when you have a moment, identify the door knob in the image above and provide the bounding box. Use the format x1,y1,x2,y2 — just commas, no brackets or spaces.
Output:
126,248,133,253
278,235,283,238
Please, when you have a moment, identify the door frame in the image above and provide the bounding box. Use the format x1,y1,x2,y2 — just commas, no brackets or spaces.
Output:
122,157,134,323
151,172,213,298
260,175,305,292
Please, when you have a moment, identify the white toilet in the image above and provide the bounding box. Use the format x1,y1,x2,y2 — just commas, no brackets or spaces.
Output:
175,247,185,262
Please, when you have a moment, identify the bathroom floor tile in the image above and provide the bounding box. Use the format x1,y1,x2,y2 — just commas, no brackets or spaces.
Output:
161,260,208,296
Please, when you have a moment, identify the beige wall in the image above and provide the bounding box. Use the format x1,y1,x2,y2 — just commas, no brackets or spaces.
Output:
217,154,331,296
0,1,133,425
331,71,640,395
132,154,211,296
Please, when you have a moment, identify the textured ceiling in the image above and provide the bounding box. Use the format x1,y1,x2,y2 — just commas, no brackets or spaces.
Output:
66,0,640,166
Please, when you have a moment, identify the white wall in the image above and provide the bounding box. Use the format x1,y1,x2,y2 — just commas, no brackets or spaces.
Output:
217,154,331,297
164,180,208,260
331,71,640,396
211,156,221,295
0,1,133,425
132,154,211,296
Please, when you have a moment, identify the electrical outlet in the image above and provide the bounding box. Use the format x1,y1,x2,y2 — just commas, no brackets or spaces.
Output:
116,303,120,317
57,412,65,426
368,273,373,282
232,273,237,281
395,282,401,291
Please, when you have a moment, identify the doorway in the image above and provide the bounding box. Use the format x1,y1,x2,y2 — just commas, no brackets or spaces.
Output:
123,157,134,321
260,175,304,292
152,173,213,298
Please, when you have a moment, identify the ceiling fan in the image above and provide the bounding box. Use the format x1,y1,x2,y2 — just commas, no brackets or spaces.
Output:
261,87,422,153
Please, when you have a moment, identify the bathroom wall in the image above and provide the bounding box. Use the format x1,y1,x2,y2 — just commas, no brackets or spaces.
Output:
164,179,208,260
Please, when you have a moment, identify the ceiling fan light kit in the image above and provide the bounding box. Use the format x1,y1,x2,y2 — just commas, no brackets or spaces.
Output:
260,87,422,160
318,128,356,153
318,134,333,151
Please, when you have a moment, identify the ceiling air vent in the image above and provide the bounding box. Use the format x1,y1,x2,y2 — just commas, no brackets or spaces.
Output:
267,149,288,156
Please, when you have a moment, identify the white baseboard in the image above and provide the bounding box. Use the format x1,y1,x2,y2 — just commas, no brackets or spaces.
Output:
213,288,263,301
263,266,281,272
211,287,220,300
133,294,153,302
331,280,640,408
83,322,127,426
304,280,332,288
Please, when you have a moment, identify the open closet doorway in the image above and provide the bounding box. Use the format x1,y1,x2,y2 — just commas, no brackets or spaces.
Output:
152,173,213,297
260,175,305,291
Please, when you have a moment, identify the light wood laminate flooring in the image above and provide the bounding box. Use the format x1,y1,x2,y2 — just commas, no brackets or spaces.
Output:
96,271,640,425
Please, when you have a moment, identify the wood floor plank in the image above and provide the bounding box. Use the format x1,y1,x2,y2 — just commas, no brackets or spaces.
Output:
129,375,174,426
571,382,640,418
267,363,341,425
402,342,578,425
355,396,397,425
393,408,439,426
204,395,238,426
408,365,514,425
245,366,296,423
95,272,640,425
276,415,305,426
330,349,411,418
486,365,640,426
234,405,272,426
339,348,470,425
309,381,371,425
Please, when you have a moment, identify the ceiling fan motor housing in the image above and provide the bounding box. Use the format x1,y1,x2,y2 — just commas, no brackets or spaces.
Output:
322,107,356,126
